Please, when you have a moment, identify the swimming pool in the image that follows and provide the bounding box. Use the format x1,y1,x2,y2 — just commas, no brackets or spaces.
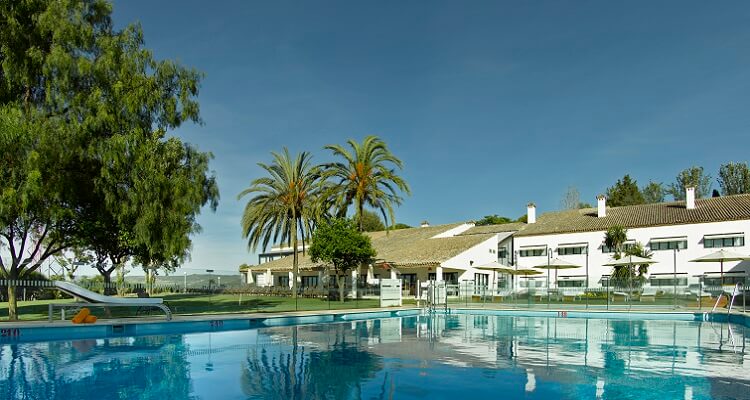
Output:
1,311,749,399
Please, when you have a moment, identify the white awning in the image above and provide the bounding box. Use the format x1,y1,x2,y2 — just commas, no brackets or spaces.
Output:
520,245,547,250
650,236,688,243
702,271,746,276
650,272,687,276
557,242,588,249
558,275,586,281
703,233,744,240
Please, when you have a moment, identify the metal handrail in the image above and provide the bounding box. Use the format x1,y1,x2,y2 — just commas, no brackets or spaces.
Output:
711,292,725,313
727,282,742,314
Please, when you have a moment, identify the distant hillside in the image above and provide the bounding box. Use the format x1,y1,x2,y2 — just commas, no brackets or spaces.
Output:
124,274,242,288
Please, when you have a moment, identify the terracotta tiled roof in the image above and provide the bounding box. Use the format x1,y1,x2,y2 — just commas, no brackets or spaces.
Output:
247,223,493,271
515,194,750,237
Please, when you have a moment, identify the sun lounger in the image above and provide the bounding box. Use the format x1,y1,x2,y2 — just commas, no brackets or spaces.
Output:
50,281,172,321
610,291,630,302
639,286,658,302
561,288,585,301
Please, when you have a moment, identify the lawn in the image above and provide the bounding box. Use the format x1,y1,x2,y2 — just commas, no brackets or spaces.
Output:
0,293,381,322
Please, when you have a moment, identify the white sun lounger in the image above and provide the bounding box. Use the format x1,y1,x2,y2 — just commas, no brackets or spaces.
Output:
49,281,172,321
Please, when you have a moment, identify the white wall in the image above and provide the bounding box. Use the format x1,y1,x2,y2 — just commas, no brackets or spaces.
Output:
513,220,750,287
431,223,474,238
443,235,500,284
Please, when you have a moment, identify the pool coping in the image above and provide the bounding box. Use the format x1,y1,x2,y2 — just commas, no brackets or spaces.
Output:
2,305,749,329
0,306,421,329
2,306,749,344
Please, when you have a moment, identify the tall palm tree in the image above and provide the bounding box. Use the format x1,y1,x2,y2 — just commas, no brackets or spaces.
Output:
238,148,325,298
324,136,410,231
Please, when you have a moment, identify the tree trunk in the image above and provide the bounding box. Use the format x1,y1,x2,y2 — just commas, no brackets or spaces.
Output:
102,270,115,295
338,274,346,303
357,198,364,232
7,285,18,321
291,217,299,299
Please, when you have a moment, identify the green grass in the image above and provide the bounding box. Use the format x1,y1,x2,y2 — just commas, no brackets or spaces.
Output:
0,293,381,322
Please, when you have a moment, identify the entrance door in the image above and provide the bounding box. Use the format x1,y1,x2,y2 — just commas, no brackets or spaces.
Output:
474,273,489,295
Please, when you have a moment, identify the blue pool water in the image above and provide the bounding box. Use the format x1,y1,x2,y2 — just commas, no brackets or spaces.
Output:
1,313,749,399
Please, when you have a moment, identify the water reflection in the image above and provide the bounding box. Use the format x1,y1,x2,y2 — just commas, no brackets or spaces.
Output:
0,315,748,399
241,324,382,399
0,335,191,399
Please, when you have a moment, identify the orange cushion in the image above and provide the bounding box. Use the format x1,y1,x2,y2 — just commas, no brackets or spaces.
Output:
83,315,97,324
71,308,91,324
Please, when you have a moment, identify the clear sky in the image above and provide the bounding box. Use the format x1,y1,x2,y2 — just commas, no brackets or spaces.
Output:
111,1,750,275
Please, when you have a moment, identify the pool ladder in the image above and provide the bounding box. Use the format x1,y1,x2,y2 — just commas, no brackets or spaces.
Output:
704,282,742,321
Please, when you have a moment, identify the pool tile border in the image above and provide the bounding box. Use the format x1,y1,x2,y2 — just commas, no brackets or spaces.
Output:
1,307,748,344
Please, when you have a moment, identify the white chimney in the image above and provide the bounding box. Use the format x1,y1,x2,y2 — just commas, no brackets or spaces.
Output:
597,195,606,218
686,187,695,209
420,220,430,228
527,203,536,224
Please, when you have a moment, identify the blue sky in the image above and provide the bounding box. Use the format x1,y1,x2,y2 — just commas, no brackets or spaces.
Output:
112,1,750,275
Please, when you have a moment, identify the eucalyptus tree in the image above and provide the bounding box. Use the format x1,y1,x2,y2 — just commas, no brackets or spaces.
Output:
0,0,218,319
668,166,711,200
324,136,411,231
239,148,327,298
718,162,750,195
0,107,77,319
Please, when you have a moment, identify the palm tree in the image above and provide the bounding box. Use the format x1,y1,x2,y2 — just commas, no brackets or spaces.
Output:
324,136,411,231
604,225,628,259
610,242,653,288
238,148,325,298
604,225,629,288
625,242,654,280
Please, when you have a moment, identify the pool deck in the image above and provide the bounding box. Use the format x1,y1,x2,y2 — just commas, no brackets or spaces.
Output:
2,304,748,329
0,306,420,329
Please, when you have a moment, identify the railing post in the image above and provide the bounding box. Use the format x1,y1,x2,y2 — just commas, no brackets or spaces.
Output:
606,279,610,310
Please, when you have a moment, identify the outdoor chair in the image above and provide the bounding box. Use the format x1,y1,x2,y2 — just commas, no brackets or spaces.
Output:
639,286,658,302
561,288,585,301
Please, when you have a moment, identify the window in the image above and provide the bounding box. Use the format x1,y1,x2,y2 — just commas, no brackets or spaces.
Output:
704,234,744,248
558,246,586,255
558,280,585,288
497,247,508,259
602,242,636,253
703,275,746,286
649,276,688,286
519,247,547,257
301,276,318,288
278,275,290,287
650,238,688,251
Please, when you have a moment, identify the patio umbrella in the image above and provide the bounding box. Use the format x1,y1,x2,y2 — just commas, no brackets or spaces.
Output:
511,268,543,276
603,255,658,291
477,262,515,294
602,255,657,267
690,249,750,286
534,257,582,289
476,261,515,275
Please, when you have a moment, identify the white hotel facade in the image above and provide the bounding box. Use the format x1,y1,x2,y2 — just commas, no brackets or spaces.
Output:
512,188,750,291
242,188,750,293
